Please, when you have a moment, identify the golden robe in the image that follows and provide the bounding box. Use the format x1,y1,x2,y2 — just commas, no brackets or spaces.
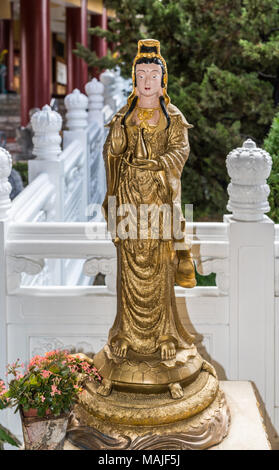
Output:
102,103,195,356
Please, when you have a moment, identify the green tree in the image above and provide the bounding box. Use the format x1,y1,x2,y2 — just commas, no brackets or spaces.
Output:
75,0,278,221
264,112,279,223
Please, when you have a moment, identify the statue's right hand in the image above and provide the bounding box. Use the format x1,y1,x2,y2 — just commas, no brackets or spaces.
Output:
110,119,127,155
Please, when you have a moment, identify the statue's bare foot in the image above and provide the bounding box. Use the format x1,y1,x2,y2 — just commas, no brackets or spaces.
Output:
112,339,129,358
169,382,184,399
160,341,176,360
97,379,112,397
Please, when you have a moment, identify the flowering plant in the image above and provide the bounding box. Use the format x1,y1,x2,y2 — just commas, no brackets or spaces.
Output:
0,350,102,418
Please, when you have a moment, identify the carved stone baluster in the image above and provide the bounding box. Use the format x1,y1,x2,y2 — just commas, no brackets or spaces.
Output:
85,77,105,126
225,138,275,421
29,104,63,222
0,147,12,385
83,257,117,294
31,104,62,161
64,88,88,131
0,147,12,220
226,138,272,221
100,69,116,113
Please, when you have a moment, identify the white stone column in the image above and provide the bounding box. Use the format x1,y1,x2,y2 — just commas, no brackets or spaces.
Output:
100,69,116,113
63,88,89,221
31,104,62,161
85,77,106,216
29,104,63,221
225,138,275,428
64,88,88,131
113,66,125,110
226,138,272,221
85,77,105,126
0,147,12,432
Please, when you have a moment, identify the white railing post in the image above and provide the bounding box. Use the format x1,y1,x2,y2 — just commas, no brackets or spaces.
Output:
100,69,117,113
29,104,63,220
85,77,107,216
63,88,89,221
224,139,275,425
64,88,88,132
85,77,104,126
113,66,126,111
0,147,12,432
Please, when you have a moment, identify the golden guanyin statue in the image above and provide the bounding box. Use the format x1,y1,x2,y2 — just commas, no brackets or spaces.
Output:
68,39,230,450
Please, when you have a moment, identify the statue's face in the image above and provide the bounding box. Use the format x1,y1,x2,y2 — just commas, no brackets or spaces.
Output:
135,63,163,98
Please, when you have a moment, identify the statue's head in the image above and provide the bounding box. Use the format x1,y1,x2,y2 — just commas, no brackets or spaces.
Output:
122,39,171,128
129,39,170,106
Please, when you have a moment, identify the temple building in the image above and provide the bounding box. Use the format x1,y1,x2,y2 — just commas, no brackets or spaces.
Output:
0,0,112,126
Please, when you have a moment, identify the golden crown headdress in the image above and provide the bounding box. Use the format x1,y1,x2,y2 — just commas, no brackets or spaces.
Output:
127,39,170,107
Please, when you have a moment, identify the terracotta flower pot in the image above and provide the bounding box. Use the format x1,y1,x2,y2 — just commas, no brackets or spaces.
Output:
20,408,71,450
22,408,52,418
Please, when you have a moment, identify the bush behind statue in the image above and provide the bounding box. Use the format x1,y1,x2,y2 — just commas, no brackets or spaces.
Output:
264,112,279,224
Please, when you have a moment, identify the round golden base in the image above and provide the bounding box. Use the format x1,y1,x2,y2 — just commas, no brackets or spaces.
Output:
93,344,203,393
67,372,230,450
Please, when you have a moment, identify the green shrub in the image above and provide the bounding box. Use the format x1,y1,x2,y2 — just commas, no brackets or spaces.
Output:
264,112,279,223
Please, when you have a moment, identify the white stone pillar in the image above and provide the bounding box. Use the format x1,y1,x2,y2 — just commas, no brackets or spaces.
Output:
0,148,12,432
113,66,125,110
63,88,89,221
225,138,275,428
85,77,105,126
31,104,62,161
100,69,116,113
226,138,272,221
29,105,63,220
64,88,88,131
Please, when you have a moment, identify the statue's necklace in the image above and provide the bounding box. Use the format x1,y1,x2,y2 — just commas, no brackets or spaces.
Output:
136,105,160,124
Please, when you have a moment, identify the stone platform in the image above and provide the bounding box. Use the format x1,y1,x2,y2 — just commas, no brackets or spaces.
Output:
210,381,271,450
64,381,271,451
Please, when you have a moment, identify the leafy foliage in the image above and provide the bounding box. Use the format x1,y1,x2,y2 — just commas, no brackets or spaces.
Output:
12,161,28,187
75,0,279,221
264,113,279,223
0,424,21,448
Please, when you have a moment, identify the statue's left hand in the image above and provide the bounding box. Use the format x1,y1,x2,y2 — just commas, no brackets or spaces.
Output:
132,158,163,171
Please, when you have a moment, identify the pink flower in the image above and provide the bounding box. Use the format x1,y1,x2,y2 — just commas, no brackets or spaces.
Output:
50,384,61,396
41,396,46,402
45,349,61,358
0,380,7,396
41,370,51,379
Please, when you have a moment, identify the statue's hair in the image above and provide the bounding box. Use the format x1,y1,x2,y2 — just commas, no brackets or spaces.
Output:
121,57,170,129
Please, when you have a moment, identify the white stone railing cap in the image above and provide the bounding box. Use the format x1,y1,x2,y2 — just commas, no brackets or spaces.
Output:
100,69,115,86
65,88,88,110
0,146,12,179
85,77,104,95
31,105,62,133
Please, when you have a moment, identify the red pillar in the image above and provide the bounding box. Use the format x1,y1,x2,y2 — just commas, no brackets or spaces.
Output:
66,0,88,94
90,8,108,79
20,0,51,126
0,9,14,92
90,8,108,58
